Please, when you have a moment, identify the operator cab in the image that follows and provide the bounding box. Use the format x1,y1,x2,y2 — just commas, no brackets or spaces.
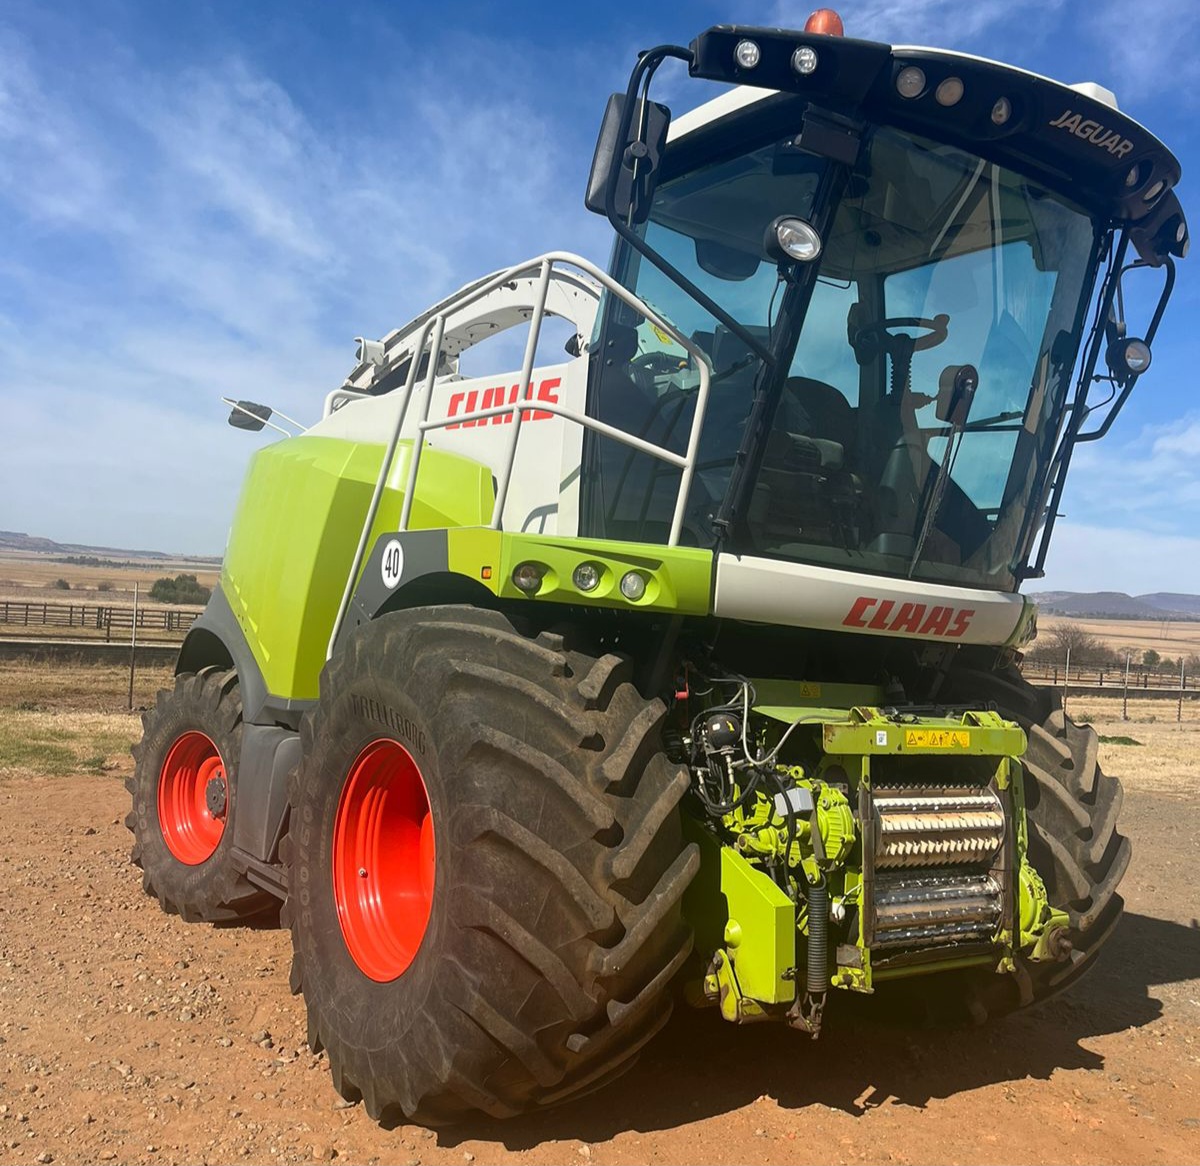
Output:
582,19,1186,592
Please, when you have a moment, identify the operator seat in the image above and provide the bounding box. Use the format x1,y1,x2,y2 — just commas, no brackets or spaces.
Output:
749,377,870,549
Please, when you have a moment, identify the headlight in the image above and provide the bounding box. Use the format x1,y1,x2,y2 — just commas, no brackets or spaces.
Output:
765,216,823,264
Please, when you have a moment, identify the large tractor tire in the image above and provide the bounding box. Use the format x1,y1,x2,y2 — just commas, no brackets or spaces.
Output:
127,667,273,922
942,665,1131,1016
282,606,698,1125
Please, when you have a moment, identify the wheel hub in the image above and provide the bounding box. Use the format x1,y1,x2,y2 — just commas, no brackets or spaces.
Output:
205,775,228,818
332,737,436,982
158,731,227,865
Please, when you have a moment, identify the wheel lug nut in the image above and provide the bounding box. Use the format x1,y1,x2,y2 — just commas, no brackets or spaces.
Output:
358,868,368,878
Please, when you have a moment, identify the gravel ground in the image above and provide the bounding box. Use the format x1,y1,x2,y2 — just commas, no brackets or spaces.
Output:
0,738,1197,1165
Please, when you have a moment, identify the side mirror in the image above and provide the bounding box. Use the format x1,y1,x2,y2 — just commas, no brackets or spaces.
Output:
585,93,670,226
228,400,272,431
936,364,978,427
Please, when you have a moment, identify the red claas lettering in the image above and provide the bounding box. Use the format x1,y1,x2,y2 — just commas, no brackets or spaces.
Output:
843,596,976,638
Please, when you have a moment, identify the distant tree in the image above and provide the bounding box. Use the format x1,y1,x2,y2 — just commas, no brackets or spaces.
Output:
52,578,70,590
1031,622,1112,667
1143,648,1161,670
97,581,114,593
149,573,211,605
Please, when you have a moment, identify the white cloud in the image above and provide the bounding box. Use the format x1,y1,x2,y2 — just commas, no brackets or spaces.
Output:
771,0,1065,53
0,26,611,552
1058,412,1200,536
1039,521,1200,594
769,0,1198,103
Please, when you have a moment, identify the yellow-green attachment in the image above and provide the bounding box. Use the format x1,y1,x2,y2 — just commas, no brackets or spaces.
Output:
222,436,493,701
442,529,714,615
753,678,887,721
684,821,796,1011
821,706,1027,759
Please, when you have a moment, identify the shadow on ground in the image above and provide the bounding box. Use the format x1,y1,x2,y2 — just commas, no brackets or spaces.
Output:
442,911,1200,1149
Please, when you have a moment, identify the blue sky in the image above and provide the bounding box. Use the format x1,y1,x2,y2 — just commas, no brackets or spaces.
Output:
1,0,1197,594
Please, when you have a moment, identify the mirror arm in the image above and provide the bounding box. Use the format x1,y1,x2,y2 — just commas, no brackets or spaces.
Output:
1076,252,1175,444
1019,231,1127,580
602,45,777,366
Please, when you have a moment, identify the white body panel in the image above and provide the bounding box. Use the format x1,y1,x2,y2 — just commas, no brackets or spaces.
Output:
309,357,588,536
714,554,1025,645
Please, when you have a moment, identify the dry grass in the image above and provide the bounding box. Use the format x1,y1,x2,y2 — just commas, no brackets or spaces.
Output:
0,658,175,780
1066,695,1200,794
0,709,140,778
0,623,189,643
1039,615,1200,658
0,657,175,712
0,550,218,604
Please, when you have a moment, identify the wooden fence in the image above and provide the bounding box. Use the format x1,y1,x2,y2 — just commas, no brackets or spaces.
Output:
0,600,200,639
1020,661,1192,691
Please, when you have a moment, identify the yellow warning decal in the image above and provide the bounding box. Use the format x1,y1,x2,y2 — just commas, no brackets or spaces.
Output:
904,729,971,749
798,682,821,698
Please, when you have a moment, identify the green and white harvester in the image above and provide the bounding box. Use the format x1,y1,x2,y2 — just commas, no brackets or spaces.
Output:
129,10,1189,1123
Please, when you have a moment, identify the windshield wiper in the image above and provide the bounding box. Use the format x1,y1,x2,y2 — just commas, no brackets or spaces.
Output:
908,364,979,577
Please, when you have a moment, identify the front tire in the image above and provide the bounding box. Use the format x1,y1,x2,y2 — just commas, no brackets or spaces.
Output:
283,607,698,1124
127,667,273,922
945,666,1131,1015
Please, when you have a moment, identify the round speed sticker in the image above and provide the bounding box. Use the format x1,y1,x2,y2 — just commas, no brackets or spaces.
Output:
380,539,405,589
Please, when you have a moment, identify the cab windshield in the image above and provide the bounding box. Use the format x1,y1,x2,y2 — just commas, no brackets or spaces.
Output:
583,122,1098,591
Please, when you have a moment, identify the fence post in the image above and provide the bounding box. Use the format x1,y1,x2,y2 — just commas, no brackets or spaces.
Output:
1179,659,1185,726
1123,652,1130,721
1063,647,1070,718
128,584,139,712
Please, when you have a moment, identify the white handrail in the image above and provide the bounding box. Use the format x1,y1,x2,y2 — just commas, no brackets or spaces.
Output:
327,251,713,658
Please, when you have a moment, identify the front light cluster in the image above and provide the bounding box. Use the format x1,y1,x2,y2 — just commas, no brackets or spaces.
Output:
511,562,652,604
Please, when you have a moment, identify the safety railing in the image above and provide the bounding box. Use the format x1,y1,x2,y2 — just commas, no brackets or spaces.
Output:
327,250,713,658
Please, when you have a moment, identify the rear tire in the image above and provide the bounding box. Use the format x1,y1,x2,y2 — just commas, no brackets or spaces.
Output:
939,666,1130,1016
127,668,273,922
283,606,698,1124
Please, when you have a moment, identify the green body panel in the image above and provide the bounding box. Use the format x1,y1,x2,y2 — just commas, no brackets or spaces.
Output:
684,822,796,1012
222,436,493,701
442,529,714,615
752,678,887,722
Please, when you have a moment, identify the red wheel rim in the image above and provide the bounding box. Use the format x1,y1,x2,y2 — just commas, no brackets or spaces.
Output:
158,731,227,865
333,738,436,982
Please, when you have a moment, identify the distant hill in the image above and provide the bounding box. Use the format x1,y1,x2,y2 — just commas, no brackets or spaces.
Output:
1030,590,1200,619
1138,592,1200,617
0,530,220,565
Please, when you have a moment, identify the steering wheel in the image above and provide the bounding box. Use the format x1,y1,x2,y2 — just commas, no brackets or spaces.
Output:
632,350,689,377
853,314,950,401
853,314,950,356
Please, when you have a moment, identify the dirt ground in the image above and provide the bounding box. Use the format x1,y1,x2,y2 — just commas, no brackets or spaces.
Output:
0,663,1198,1166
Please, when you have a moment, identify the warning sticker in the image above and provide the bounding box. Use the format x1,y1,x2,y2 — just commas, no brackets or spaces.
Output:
799,682,821,698
904,729,971,749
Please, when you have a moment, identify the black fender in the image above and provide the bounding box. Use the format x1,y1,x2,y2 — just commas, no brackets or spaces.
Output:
331,529,498,658
176,585,302,869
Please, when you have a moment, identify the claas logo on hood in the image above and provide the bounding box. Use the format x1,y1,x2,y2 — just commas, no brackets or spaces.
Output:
843,596,975,638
